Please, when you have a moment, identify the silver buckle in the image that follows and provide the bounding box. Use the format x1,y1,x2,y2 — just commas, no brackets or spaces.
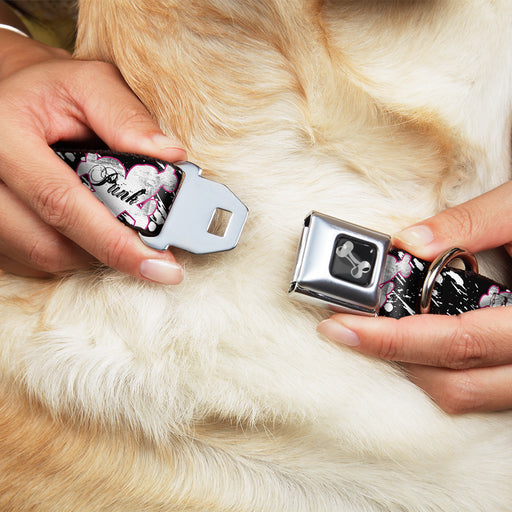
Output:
140,162,248,254
289,212,391,316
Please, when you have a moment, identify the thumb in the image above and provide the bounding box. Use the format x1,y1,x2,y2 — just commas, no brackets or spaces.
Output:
71,61,187,163
392,181,512,260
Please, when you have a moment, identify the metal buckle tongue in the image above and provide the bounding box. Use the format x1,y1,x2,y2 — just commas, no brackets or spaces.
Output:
53,149,248,255
140,161,248,254
289,212,391,316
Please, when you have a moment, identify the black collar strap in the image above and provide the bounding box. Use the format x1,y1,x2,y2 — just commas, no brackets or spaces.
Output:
378,247,512,317
54,148,248,254
289,211,512,318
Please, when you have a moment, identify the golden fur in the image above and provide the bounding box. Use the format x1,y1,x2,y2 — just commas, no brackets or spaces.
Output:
1,0,512,510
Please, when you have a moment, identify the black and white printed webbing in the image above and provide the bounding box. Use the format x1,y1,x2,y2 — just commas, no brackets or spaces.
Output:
55,149,183,237
378,248,512,318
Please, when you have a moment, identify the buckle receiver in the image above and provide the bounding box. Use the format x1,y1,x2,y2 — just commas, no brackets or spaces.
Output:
289,212,391,316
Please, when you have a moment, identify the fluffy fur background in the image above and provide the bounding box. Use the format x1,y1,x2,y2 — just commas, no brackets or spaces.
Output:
1,0,512,510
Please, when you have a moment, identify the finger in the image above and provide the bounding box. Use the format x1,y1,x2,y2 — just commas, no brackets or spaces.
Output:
0,61,185,284
58,61,187,162
404,363,512,414
4,59,186,162
392,180,512,260
0,182,94,272
317,307,512,369
0,254,53,278
0,139,184,284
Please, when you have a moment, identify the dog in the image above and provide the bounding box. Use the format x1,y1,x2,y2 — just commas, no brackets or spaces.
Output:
1,0,512,510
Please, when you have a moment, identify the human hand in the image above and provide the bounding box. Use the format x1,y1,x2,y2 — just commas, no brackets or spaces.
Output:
318,181,512,414
0,30,186,282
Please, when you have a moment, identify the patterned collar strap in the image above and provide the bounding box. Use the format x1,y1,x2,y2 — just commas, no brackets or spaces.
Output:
379,248,511,318
289,211,511,318
54,148,248,254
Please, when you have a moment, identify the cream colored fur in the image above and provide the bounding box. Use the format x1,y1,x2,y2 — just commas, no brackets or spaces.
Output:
1,1,512,510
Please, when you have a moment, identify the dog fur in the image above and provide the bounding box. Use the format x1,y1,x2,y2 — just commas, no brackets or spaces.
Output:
1,0,512,510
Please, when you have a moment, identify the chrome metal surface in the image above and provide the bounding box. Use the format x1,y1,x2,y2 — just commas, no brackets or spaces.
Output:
289,212,391,316
140,162,248,254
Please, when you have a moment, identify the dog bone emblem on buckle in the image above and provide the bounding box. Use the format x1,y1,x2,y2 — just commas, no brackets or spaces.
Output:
289,212,391,316
289,211,512,319
54,149,248,254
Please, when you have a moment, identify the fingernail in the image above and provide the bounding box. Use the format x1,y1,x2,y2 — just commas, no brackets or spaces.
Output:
139,259,184,285
151,134,187,159
317,319,360,347
394,225,434,248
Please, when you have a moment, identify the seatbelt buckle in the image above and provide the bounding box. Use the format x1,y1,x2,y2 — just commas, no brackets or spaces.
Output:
139,161,248,254
54,148,248,255
289,212,391,316
289,211,509,318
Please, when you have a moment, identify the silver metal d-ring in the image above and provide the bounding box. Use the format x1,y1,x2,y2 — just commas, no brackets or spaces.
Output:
419,247,479,314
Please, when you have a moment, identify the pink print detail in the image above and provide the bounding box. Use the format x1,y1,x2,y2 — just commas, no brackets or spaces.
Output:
378,281,395,309
383,253,412,283
378,253,413,308
76,153,179,231
479,285,512,308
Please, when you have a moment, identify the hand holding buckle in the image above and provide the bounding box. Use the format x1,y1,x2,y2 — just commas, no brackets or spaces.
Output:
54,148,248,255
289,212,509,318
